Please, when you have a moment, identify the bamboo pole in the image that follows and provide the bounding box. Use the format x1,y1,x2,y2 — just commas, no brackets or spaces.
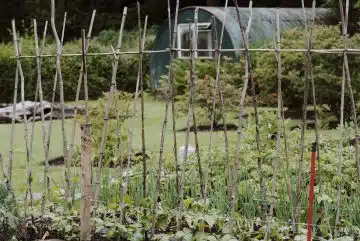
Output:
93,7,128,214
80,123,92,241
204,16,218,200
150,0,180,236
29,20,48,163
120,15,148,224
80,31,92,237
302,0,322,196
43,12,66,199
335,0,349,236
295,18,311,232
12,19,32,213
177,23,196,230
136,2,148,199
338,0,360,181
170,0,180,195
208,0,232,198
32,19,50,217
0,154,6,182
8,44,20,187
16,47,360,60
335,62,346,238
51,0,70,207
270,8,281,219
230,0,254,217
191,7,205,199
80,29,92,241
277,16,296,233
68,10,96,176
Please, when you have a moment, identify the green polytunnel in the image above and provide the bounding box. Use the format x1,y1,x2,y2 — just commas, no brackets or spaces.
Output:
150,6,335,88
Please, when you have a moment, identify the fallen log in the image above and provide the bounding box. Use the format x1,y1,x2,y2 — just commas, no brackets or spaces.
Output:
0,101,85,124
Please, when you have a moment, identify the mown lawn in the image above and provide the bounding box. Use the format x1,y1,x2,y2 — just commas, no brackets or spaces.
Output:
0,96,340,196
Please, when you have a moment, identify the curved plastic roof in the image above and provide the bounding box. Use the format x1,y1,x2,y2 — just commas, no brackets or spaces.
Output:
150,7,334,87
184,7,334,48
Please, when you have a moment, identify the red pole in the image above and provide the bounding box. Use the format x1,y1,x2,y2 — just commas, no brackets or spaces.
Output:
307,142,317,241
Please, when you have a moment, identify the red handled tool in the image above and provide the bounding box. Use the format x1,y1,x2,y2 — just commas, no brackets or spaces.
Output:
307,142,317,241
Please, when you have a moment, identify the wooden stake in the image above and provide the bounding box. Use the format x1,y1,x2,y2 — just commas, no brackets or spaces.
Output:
204,16,218,200
45,8,67,204
80,117,92,241
270,8,281,218
192,7,205,199
338,0,360,181
0,153,6,182
230,0,256,218
29,20,48,164
209,0,232,198
170,0,180,195
8,47,20,187
12,19,32,214
93,7,128,214
80,124,92,241
151,0,180,236
137,1,148,199
335,0,349,236
33,19,50,217
177,21,202,230
51,0,70,208
68,10,96,176
120,13,148,224
295,16,311,231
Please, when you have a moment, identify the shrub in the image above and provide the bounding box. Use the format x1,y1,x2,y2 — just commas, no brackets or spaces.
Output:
0,28,156,103
163,25,360,121
0,183,19,241
74,90,133,167
161,58,244,126
253,25,360,119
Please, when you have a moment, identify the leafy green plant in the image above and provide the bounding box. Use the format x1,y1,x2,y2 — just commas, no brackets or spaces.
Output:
0,182,19,241
161,58,244,127
74,90,133,167
253,25,360,120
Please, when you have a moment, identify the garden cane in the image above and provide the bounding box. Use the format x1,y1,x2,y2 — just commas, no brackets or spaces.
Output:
307,142,317,241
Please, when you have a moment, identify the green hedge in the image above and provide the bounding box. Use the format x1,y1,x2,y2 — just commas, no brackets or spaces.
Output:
0,30,153,103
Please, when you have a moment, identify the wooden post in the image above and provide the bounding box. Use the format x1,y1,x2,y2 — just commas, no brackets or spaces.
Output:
80,123,92,241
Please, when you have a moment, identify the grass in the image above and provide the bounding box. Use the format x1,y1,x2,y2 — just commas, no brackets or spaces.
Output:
0,95,341,197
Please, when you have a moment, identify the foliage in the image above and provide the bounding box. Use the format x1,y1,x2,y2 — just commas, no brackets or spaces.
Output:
165,25,360,121
0,182,19,241
161,58,244,126
253,25,360,119
0,28,154,103
16,111,360,240
74,90,133,167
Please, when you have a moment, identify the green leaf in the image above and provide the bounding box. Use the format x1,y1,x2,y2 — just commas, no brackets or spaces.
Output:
204,215,216,229
65,224,73,233
159,234,170,241
221,234,235,241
